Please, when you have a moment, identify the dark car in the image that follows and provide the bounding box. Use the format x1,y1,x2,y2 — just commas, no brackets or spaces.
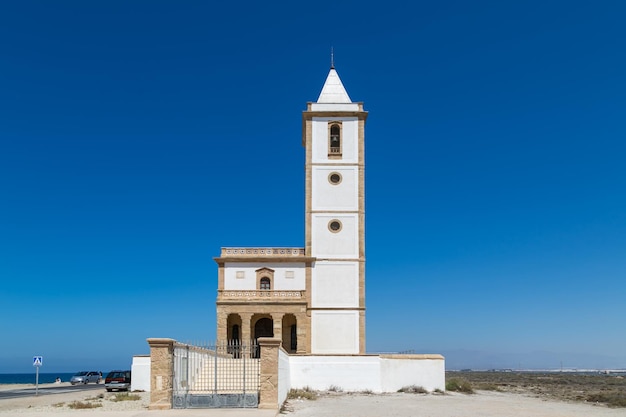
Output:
104,370,131,392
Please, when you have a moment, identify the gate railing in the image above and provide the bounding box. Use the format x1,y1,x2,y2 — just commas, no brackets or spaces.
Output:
147,337,281,411
172,340,260,408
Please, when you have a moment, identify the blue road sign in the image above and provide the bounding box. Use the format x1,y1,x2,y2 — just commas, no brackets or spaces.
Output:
33,356,43,367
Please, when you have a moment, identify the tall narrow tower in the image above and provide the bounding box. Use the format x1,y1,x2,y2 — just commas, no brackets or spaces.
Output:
303,67,368,354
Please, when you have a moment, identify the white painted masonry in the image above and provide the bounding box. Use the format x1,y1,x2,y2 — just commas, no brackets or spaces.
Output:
311,311,360,354
311,118,359,163
223,262,306,290
311,262,359,307
311,166,358,211
287,355,445,393
311,214,359,258
131,355,151,392
278,349,291,406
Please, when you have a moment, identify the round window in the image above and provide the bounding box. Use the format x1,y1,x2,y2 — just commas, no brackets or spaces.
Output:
328,172,342,185
328,220,342,233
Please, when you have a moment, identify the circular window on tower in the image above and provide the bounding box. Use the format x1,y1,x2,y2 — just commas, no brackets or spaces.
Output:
328,219,342,233
328,172,342,185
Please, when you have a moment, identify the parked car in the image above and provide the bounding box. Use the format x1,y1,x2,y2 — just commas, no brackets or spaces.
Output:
104,370,131,392
70,371,102,385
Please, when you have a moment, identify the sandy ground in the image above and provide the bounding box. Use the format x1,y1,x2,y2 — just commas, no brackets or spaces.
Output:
1,384,624,417
285,391,625,417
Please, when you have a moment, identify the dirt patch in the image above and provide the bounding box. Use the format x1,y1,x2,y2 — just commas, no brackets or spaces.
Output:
448,371,626,407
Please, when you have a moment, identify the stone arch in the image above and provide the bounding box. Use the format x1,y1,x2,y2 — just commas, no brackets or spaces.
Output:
252,314,274,340
227,313,242,342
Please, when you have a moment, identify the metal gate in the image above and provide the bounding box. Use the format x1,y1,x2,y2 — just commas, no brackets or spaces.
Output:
172,341,260,408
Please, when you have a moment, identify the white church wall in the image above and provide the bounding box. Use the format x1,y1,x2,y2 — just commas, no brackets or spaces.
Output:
311,310,359,354
131,355,151,392
311,262,359,307
223,262,306,290
311,166,358,211
311,214,358,258
311,118,358,163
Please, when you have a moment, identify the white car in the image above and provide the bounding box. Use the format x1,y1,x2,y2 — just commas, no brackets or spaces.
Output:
70,371,102,385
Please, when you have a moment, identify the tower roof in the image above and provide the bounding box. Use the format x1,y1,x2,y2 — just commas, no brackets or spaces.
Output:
316,68,352,103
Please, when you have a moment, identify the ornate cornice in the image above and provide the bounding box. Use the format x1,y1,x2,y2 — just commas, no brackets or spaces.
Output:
214,247,316,265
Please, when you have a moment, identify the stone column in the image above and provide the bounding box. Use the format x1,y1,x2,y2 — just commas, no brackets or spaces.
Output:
147,338,175,410
296,312,307,354
258,337,281,410
273,313,284,342
217,311,228,342
241,313,252,346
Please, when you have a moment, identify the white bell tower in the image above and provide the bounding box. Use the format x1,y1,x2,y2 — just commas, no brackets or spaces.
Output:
302,66,367,354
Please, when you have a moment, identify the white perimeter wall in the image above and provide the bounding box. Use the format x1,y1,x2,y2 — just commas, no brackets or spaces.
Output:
278,349,291,406
379,356,446,392
131,355,151,392
289,356,381,392
287,355,445,394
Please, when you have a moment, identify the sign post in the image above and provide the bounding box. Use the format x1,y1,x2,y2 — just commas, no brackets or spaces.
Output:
33,356,43,396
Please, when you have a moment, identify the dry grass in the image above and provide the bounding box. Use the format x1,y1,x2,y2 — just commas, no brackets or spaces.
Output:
67,400,103,409
110,392,142,402
448,371,626,408
288,387,317,400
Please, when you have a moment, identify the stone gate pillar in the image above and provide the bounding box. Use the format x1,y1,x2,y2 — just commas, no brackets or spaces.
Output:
147,338,175,410
258,337,281,410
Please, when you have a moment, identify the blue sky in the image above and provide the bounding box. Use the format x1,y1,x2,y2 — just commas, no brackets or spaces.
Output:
1,1,625,373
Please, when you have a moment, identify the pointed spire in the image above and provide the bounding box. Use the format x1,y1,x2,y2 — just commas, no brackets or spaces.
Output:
330,47,335,69
316,67,352,103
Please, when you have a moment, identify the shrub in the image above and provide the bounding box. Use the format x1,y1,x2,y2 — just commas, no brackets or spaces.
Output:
328,385,343,392
398,385,428,394
446,378,474,394
587,393,626,408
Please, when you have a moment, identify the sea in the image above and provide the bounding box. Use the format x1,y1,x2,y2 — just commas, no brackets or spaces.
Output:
0,373,76,385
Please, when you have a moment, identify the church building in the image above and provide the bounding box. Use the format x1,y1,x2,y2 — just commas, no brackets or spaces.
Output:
214,66,367,355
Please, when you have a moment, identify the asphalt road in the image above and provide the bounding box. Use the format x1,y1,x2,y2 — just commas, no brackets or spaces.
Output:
0,383,105,400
